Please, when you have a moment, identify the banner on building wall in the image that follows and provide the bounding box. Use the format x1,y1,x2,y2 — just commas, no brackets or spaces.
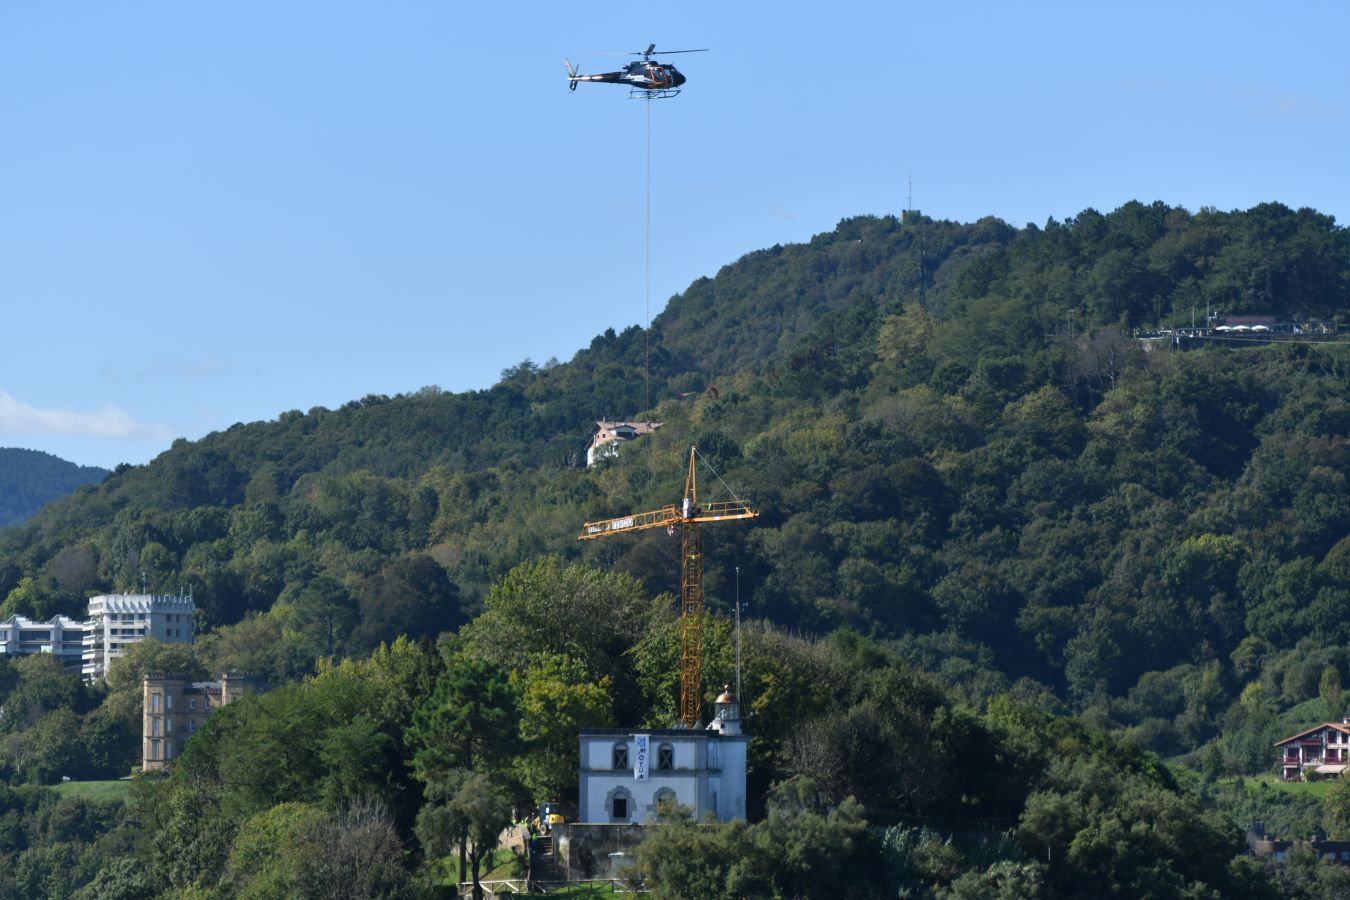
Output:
634,734,649,780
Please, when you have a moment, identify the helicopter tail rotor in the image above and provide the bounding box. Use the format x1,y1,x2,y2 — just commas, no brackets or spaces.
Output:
563,57,579,91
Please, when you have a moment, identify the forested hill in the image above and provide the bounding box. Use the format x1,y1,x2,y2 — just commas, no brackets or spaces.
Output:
3,200,1350,765
0,449,107,529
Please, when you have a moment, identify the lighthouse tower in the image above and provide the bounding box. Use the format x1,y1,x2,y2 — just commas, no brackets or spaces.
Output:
708,684,742,736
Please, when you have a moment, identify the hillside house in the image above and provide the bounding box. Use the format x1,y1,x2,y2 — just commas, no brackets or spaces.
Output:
586,420,661,467
142,671,268,771
1275,720,1350,780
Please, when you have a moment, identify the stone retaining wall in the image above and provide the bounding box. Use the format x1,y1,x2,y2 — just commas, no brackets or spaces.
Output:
551,823,646,881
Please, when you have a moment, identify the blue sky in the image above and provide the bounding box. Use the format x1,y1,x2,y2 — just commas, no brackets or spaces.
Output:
2,2,1347,469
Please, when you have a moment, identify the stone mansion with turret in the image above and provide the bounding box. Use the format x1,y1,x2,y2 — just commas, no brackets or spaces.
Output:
142,672,268,770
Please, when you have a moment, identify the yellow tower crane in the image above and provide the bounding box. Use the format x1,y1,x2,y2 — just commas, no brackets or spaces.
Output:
579,446,758,727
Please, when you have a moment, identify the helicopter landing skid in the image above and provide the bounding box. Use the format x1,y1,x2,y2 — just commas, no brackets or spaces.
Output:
629,88,681,99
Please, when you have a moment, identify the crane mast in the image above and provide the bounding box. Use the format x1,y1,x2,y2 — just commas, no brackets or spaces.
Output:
579,446,757,726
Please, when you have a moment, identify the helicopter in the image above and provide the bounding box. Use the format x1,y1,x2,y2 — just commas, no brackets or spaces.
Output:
564,44,708,99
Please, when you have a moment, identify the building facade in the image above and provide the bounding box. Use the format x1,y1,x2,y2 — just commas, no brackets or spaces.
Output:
1249,823,1350,865
578,688,748,824
142,672,266,771
585,420,662,467
0,614,87,668
1275,720,1350,780
82,593,195,682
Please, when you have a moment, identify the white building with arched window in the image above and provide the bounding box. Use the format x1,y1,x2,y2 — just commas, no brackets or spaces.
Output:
577,687,748,823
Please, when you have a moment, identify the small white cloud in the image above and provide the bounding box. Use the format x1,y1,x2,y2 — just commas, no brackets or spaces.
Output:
0,390,172,441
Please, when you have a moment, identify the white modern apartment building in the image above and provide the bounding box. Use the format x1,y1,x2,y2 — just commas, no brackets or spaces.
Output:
0,614,88,669
82,593,195,682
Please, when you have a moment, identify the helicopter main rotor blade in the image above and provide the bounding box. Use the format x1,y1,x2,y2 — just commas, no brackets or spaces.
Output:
593,47,710,56
625,46,709,56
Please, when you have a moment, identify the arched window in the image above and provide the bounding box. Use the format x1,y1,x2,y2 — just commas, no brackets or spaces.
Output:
607,786,634,822
612,742,629,770
653,787,677,815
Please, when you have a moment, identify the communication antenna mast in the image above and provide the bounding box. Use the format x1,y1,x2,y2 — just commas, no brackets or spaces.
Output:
734,566,742,706
908,173,927,307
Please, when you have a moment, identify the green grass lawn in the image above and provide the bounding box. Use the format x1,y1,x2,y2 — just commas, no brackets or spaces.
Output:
439,847,528,887
49,779,133,804
1222,773,1332,799
480,847,527,881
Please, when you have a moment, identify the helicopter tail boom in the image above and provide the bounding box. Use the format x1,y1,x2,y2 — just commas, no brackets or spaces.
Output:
563,58,626,90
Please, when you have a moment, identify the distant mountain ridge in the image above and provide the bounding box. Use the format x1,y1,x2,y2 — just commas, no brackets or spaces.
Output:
0,448,108,528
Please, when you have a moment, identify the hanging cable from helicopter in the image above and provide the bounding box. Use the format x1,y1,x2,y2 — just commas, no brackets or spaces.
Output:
563,42,710,473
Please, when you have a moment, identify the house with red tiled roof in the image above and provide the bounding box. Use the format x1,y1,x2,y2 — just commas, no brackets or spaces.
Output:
1275,719,1350,780
585,420,662,467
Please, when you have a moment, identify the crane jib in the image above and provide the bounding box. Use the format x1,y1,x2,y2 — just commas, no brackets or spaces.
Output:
574,445,755,726
589,517,635,533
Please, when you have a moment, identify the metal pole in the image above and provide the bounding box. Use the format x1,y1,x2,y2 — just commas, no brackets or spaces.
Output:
734,566,742,705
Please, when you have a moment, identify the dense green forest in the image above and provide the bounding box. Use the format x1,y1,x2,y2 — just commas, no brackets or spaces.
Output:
0,449,107,529
2,200,1350,897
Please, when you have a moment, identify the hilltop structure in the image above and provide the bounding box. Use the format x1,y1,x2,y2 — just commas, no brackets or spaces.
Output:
585,420,662,467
